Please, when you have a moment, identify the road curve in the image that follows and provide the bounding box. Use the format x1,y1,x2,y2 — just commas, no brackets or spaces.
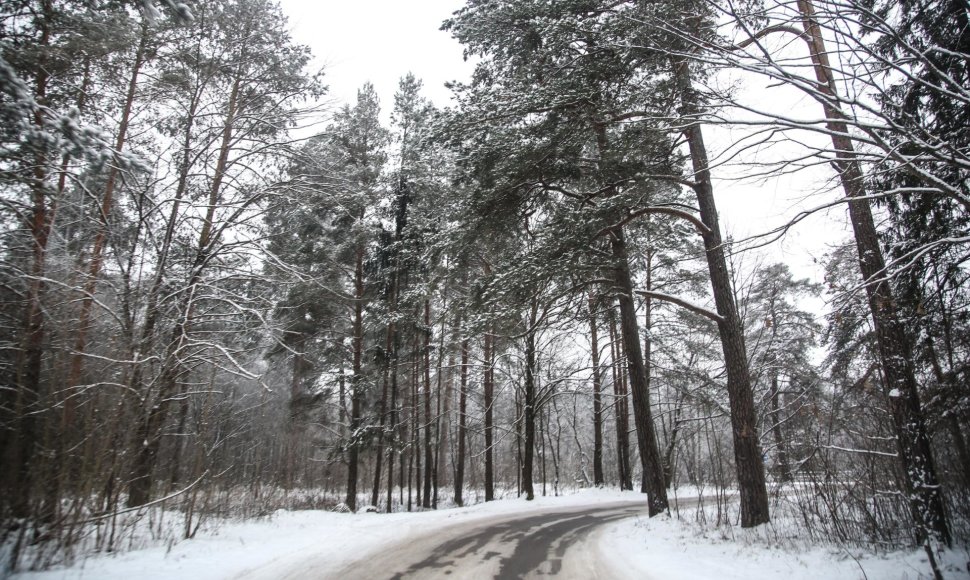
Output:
335,500,645,579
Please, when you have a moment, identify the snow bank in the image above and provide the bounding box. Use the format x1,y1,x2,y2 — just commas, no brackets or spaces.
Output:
599,500,970,580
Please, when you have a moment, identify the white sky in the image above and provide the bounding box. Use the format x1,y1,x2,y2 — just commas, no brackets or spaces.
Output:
275,0,850,288
278,0,472,113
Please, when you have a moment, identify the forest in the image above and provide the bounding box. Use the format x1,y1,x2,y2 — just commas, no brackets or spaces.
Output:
1,0,968,574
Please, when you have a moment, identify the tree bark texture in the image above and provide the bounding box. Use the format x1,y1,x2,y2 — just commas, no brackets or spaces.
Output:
128,70,242,508
608,305,633,491
345,247,366,512
522,302,538,500
610,228,669,516
65,27,148,415
796,0,950,545
484,327,495,502
675,58,770,528
6,2,55,518
422,301,433,508
454,337,469,506
588,297,605,486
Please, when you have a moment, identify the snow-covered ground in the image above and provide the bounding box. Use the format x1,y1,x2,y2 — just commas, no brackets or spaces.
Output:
601,509,970,580
10,488,969,580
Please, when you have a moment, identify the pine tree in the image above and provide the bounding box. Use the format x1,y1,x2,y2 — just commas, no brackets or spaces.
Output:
0,0,145,522
126,0,322,508
741,263,822,481
315,83,390,512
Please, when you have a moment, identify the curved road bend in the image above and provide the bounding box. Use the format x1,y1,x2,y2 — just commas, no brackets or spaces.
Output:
331,500,644,579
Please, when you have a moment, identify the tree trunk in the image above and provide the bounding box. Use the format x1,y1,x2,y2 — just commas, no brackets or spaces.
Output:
345,247,366,512
387,323,400,513
339,359,347,428
168,381,191,491
522,301,539,500
128,70,242,509
407,346,416,511
796,0,950,545
8,2,54,519
588,296,605,486
515,388,523,496
663,406,681,489
454,337,469,506
65,25,148,417
484,327,495,502
590,119,665,509
769,376,792,482
422,301,433,508
607,305,633,491
127,323,190,508
674,58,770,528
371,352,389,509
609,228,669,516
642,247,654,494
437,314,455,509
43,33,148,522
372,312,395,509
413,326,422,508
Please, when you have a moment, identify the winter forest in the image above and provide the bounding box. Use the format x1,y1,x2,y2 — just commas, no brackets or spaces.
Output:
1,0,969,576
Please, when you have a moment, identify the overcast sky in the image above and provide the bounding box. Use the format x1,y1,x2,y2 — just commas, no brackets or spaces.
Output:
277,0,472,113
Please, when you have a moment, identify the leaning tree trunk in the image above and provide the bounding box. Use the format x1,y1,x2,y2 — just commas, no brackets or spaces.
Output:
128,71,241,508
65,25,148,425
674,58,770,528
52,31,148,519
795,0,950,545
592,120,667,513
610,228,669,516
125,73,202,446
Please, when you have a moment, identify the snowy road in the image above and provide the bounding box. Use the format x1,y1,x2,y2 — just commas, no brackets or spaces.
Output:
245,500,647,579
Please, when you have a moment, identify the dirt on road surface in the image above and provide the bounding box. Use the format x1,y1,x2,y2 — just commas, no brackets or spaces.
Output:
248,499,649,579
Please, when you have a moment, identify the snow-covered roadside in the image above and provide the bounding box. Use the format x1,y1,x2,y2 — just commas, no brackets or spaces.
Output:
10,487,969,580
599,507,970,580
8,488,633,580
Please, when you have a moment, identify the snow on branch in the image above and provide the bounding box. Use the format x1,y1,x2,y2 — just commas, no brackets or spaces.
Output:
822,444,898,458
635,290,724,323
